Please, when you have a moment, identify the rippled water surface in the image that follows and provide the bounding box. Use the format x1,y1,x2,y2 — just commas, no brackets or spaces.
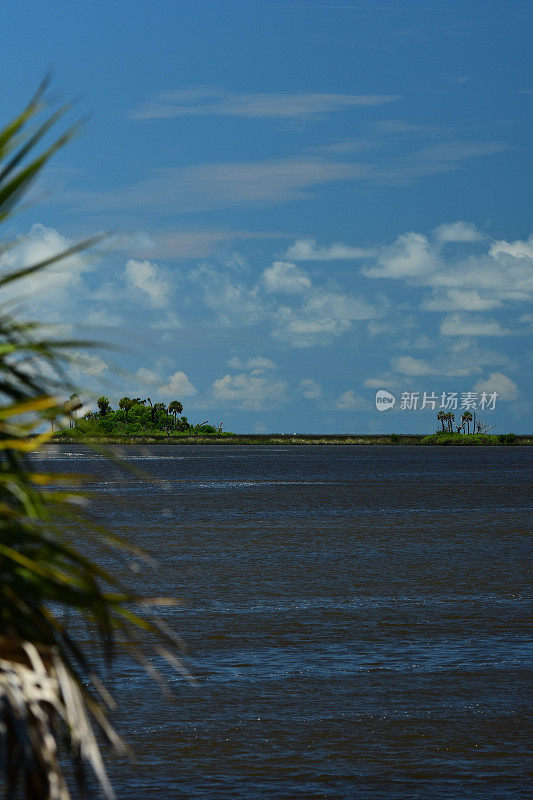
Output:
35,445,532,799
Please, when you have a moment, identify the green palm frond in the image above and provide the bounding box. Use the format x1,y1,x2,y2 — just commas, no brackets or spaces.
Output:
0,86,187,799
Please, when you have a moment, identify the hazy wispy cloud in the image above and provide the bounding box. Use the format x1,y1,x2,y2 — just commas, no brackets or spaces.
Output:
228,356,277,372
121,229,289,260
132,86,401,120
68,136,509,216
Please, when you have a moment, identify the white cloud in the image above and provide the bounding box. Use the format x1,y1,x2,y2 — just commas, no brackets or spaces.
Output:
132,87,400,120
391,339,509,379
227,356,276,371
191,259,382,346
212,372,286,409
363,232,436,280
299,378,322,399
124,259,171,308
136,367,159,386
422,289,501,312
262,261,312,294
336,390,367,410
393,355,433,376
489,236,533,260
191,265,265,325
434,221,484,243
76,157,367,213
74,354,109,378
158,370,197,398
286,238,374,261
440,313,511,337
272,287,382,347
0,223,86,321
474,372,519,401
362,227,533,313
364,377,397,389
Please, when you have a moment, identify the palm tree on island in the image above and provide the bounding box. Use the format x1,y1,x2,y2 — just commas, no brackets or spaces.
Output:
119,396,133,420
168,400,183,423
461,410,473,434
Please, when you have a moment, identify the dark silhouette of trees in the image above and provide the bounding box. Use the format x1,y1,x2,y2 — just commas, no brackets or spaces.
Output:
97,396,110,416
168,400,183,423
119,396,133,421
461,411,473,434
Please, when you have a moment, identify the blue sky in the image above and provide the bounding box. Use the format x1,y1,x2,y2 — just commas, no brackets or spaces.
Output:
3,0,532,432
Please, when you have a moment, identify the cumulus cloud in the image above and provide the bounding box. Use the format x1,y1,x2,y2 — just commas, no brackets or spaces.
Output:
0,223,86,321
212,372,287,409
364,377,397,389
124,259,172,308
434,221,484,243
189,257,382,347
336,390,367,410
190,264,265,326
300,378,322,399
272,287,382,347
393,355,434,376
135,367,159,386
361,227,533,316
440,313,511,337
422,289,501,312
393,354,479,379
474,372,519,401
489,236,533,260
158,370,197,398
260,228,528,333
286,239,374,261
363,232,436,280
262,261,312,294
392,339,510,379
73,354,109,378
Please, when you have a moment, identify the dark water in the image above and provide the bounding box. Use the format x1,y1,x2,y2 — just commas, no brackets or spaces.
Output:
35,445,532,799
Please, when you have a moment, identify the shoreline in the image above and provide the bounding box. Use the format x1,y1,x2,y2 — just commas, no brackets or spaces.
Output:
49,433,533,446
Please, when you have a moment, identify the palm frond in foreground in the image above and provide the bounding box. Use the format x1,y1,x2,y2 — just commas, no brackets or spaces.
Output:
0,83,186,799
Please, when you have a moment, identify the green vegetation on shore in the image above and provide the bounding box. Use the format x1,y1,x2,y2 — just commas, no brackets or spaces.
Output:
53,431,532,445
420,432,519,446
62,394,232,437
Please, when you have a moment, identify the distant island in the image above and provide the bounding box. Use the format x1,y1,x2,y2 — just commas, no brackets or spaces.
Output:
56,394,230,438
51,398,530,445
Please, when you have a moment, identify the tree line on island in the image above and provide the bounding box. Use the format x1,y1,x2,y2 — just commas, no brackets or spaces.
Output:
417,410,517,445
63,394,224,436
437,410,477,434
